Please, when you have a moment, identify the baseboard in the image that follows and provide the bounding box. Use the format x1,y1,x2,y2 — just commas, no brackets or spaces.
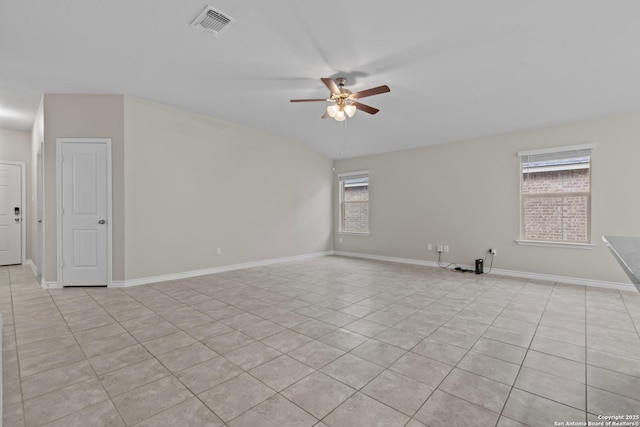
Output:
333,251,636,292
41,281,62,289
25,258,37,277
119,251,333,288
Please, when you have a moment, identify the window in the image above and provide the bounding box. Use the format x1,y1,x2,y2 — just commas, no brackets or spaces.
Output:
519,144,593,245
339,171,369,233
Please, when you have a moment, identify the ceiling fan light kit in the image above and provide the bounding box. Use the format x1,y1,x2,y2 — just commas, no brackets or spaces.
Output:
291,77,390,121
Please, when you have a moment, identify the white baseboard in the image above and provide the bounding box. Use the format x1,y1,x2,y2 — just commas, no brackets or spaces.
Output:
41,281,62,289
118,251,333,288
25,258,37,277
333,251,637,292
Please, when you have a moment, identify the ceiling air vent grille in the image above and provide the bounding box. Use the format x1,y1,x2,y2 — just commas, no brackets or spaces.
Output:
191,6,235,35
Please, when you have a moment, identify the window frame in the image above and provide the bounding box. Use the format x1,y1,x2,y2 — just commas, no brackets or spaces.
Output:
516,144,595,249
338,170,370,235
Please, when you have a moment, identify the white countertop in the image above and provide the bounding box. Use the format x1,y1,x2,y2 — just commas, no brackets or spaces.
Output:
603,236,640,291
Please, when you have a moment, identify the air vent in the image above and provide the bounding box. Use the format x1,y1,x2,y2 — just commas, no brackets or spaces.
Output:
191,6,235,35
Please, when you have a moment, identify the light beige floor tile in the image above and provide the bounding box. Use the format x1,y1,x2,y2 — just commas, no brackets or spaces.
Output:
19,344,87,377
141,330,197,355
530,335,586,363
362,369,433,416
183,320,233,341
350,339,406,367
198,373,276,422
223,341,282,370
249,355,314,391
482,326,532,348
389,352,453,387
4,257,640,427
176,355,244,394
587,348,640,377
23,378,110,426
89,344,153,375
429,326,481,350
457,351,520,385
111,375,193,425
288,340,345,369
78,332,138,358
515,366,586,410
374,328,424,350
523,350,586,383
203,330,256,354
470,337,527,364
411,338,468,365
321,353,384,389
99,358,170,397
439,368,511,413
587,386,640,416
156,342,218,372
325,392,409,427
228,394,317,427
587,365,640,400
261,329,313,352
21,359,96,400
503,388,585,427
415,390,500,427
134,397,224,427
238,319,285,340
318,328,368,352
42,399,125,427
282,371,355,419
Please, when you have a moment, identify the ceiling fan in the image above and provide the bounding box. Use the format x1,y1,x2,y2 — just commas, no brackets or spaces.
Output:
290,77,390,121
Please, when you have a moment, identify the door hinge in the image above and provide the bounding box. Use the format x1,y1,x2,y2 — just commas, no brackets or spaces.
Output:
59,154,64,163
59,260,64,268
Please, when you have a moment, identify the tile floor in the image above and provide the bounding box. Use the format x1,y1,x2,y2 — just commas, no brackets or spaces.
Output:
2,256,640,427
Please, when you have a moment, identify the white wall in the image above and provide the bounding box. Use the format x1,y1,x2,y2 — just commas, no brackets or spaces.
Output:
42,94,125,282
334,111,640,285
123,97,333,281
0,127,32,261
30,99,44,274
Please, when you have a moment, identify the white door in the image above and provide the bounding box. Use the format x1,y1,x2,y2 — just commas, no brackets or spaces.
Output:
60,141,109,286
0,163,22,265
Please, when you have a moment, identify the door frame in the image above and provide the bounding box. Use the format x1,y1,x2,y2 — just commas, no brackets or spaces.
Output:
37,142,43,279
0,160,26,264
56,138,112,286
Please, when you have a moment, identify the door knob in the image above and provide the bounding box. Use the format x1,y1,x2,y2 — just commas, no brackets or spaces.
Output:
98,219,106,224
14,218,20,222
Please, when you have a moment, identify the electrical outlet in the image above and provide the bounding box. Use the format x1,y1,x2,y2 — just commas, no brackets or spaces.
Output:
436,245,443,253
444,245,449,253
489,248,497,255
427,243,432,251
217,248,222,255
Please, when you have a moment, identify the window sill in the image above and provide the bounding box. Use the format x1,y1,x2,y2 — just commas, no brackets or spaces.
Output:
338,231,370,236
515,240,595,250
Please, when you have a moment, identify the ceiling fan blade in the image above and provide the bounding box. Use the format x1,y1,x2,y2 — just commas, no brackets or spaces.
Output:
321,111,330,119
350,85,390,99
321,77,341,95
353,101,380,115
290,98,329,103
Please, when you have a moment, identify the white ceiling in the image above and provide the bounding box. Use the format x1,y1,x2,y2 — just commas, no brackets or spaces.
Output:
1,1,639,159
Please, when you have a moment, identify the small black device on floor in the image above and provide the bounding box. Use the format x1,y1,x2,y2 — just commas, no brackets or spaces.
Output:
475,258,484,274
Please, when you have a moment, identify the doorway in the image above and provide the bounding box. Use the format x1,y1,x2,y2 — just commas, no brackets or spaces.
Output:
57,138,111,286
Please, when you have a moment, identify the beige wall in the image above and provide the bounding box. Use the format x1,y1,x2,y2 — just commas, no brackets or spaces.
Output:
0,127,32,262
30,99,44,274
123,97,333,280
334,111,640,284
42,94,125,282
